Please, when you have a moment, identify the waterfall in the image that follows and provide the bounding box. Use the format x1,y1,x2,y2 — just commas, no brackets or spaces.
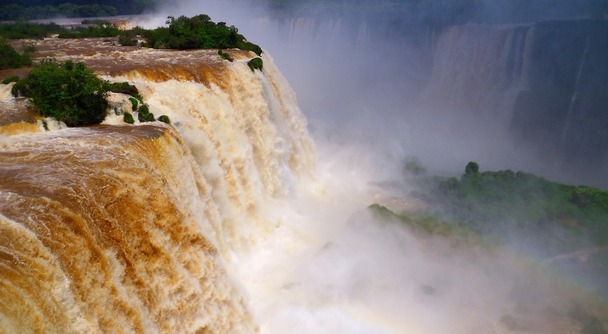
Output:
2,27,606,333
0,39,313,333
420,20,608,187
0,125,256,333
420,24,529,120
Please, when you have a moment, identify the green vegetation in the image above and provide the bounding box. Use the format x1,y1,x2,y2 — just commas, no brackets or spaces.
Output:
118,34,138,46
143,15,262,55
0,39,34,69
58,21,120,39
0,14,262,58
105,82,139,97
1,76,20,84
247,57,264,72
0,0,160,21
0,13,258,127
0,21,64,39
128,97,139,111
0,4,116,21
137,104,155,122
417,162,608,245
371,161,608,299
11,60,108,127
157,115,170,124
11,60,160,126
123,111,134,124
218,50,234,62
369,203,479,243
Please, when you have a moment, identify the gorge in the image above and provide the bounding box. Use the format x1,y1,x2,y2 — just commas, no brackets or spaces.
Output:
1,7,608,334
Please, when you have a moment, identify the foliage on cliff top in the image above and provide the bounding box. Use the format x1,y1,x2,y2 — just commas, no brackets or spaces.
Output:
0,20,64,39
434,163,606,227
143,15,262,55
58,21,120,39
404,162,608,250
373,161,608,299
11,60,109,127
0,0,160,21
0,39,33,70
247,57,264,71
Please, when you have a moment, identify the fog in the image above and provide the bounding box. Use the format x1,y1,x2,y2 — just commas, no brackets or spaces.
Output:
143,0,608,188
138,1,606,332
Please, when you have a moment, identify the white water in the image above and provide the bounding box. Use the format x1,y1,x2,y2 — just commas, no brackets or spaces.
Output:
0,32,600,332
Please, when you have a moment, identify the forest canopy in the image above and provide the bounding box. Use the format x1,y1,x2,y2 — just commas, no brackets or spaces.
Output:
0,0,160,20
1,0,605,23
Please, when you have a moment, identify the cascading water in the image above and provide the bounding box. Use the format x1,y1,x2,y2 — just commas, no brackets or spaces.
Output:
0,38,313,333
1,33,606,333
0,125,255,333
420,20,608,187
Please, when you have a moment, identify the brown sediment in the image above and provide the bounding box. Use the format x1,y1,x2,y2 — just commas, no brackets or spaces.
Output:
0,99,35,123
8,38,253,89
0,124,255,333
0,122,40,135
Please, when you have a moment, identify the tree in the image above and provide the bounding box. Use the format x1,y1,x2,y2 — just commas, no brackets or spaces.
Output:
465,161,480,175
0,39,32,69
143,15,262,55
13,60,108,127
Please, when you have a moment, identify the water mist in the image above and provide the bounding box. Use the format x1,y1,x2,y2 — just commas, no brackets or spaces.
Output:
1,0,606,332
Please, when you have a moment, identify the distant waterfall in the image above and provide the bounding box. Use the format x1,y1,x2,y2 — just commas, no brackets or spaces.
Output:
420,19,608,187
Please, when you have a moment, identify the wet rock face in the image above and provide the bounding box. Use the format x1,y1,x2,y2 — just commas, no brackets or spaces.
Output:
512,19,608,167
424,19,608,187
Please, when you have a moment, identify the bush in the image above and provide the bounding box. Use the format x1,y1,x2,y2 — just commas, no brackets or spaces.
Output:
137,104,155,122
158,115,171,124
218,50,233,62
11,80,28,97
2,76,20,84
144,15,262,55
118,34,138,46
0,21,64,39
128,97,139,111
465,161,479,175
123,112,134,124
58,23,120,39
105,82,139,96
14,60,109,127
247,57,263,72
0,39,32,70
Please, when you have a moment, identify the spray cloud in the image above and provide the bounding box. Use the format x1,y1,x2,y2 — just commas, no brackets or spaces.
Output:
138,0,607,332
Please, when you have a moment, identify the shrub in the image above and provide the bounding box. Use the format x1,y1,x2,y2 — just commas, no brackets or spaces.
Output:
118,34,138,46
105,82,139,96
128,97,139,111
137,104,155,122
0,21,64,39
58,23,120,39
11,80,28,97
218,50,233,62
144,15,262,55
465,161,479,175
158,115,171,124
14,60,108,126
123,112,134,124
0,39,32,69
2,76,20,84
247,57,263,72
